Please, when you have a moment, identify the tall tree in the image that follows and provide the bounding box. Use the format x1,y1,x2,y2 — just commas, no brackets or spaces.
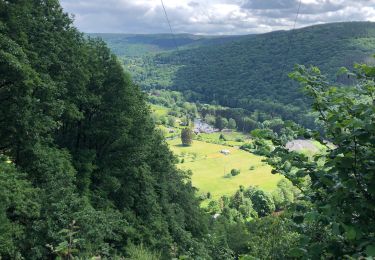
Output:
268,64,375,258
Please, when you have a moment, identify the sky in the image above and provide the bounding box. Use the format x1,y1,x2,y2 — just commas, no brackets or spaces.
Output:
60,0,375,35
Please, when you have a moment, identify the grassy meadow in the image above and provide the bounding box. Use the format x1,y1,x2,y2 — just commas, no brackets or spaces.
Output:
167,139,283,201
150,104,169,117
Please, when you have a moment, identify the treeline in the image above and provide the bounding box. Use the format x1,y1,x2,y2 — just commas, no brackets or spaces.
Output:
127,22,375,128
0,1,211,258
148,90,300,134
203,180,300,258
205,63,375,259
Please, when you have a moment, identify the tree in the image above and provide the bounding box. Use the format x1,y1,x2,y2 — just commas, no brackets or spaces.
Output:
204,114,216,125
242,117,259,132
167,116,176,127
181,127,194,146
267,64,375,258
0,1,212,258
228,118,237,129
247,189,275,217
0,156,40,258
245,217,300,259
215,116,228,130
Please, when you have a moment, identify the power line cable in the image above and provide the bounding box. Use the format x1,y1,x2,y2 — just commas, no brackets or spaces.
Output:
278,0,302,82
160,0,182,62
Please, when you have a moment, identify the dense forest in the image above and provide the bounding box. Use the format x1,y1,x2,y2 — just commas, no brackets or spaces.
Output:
104,22,375,128
0,1,374,259
0,1,209,258
89,33,244,57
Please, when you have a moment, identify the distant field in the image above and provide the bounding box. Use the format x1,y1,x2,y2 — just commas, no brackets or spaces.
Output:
167,139,283,201
197,131,251,147
150,104,169,117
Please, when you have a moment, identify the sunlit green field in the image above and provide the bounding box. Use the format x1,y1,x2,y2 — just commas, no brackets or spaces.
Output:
150,104,169,117
197,131,251,146
167,139,283,200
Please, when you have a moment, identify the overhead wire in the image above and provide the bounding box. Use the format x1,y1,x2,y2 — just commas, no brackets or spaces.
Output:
160,0,220,103
278,0,302,82
160,0,304,99
160,0,182,62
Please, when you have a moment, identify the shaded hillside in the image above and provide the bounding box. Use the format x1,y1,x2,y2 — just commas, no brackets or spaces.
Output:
0,1,211,258
89,33,244,57
130,22,375,127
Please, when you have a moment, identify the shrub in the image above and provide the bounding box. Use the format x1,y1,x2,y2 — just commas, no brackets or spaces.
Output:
126,243,161,260
230,169,241,176
219,134,226,141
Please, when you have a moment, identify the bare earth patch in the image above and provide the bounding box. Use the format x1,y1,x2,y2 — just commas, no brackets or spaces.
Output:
286,139,319,152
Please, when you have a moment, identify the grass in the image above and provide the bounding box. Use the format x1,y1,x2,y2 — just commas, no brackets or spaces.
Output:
167,139,283,201
150,104,169,117
197,132,251,147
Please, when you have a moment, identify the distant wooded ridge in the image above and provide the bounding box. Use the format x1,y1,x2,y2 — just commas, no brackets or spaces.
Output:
94,21,375,129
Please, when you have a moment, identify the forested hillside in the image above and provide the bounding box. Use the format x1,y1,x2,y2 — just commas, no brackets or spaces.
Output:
109,22,375,128
89,33,244,57
1,1,374,259
0,1,211,258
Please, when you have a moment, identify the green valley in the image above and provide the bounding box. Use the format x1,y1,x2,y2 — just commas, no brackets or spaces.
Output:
1,1,375,259
168,138,283,200
100,22,375,128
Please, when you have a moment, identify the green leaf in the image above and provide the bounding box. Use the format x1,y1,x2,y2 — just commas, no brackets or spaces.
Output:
365,244,375,257
344,226,356,240
289,247,307,257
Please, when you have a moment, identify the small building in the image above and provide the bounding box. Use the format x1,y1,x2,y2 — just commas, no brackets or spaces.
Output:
220,149,230,155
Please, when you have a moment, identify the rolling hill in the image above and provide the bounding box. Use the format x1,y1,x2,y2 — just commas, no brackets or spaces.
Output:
97,22,375,128
89,33,244,57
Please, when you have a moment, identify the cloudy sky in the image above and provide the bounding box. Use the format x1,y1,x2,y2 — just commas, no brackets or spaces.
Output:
60,0,375,35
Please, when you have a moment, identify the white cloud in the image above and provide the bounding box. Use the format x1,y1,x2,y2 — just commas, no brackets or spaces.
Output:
60,0,375,34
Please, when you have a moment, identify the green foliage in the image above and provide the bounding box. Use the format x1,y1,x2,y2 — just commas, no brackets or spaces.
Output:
111,22,375,129
0,1,211,258
245,216,300,259
228,118,237,129
215,116,228,130
230,168,241,176
181,127,194,146
47,221,81,259
246,188,276,217
126,243,161,260
0,156,39,259
267,63,375,257
89,33,242,57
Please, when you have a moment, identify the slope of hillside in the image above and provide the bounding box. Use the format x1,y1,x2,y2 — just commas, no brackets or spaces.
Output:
110,22,375,127
89,33,244,56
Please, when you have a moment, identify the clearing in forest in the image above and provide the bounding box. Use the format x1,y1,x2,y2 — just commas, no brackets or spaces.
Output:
167,139,283,200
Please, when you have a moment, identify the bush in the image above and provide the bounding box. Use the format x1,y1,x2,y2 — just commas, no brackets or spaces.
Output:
126,243,161,260
230,169,241,176
245,217,300,259
219,134,226,141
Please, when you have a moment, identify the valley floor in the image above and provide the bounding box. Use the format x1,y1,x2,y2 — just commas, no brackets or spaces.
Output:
167,138,283,203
